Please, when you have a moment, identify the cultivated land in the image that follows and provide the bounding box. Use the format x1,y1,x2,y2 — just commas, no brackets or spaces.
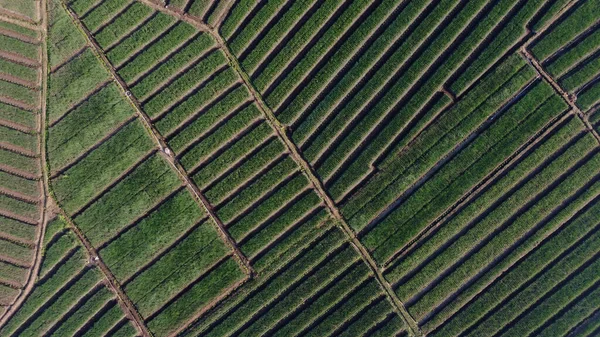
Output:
0,0,598,336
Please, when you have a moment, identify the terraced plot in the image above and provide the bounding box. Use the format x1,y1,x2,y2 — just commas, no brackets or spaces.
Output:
0,0,599,336
0,16,44,319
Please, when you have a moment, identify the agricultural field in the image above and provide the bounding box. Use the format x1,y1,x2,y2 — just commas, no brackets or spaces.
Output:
0,0,598,336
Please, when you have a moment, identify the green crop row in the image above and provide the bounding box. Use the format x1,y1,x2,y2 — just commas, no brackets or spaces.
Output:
147,257,245,337
172,98,258,158
123,220,229,314
51,120,154,213
218,158,298,228
391,131,597,296
271,262,372,337
112,321,138,337
189,122,273,185
47,48,110,124
428,180,600,336
338,297,395,337
0,216,37,244
48,0,87,69
0,80,38,107
0,58,38,83
529,0,571,31
0,124,37,153
384,115,585,286
406,149,600,321
69,0,104,17
204,137,285,204
239,0,321,74
0,20,37,39
18,267,102,337
366,84,565,262
75,154,181,246
233,247,360,337
130,33,215,100
0,171,38,199
420,165,600,332
50,287,114,337
227,0,287,56
0,260,27,285
220,0,256,40
270,0,407,120
106,12,175,66
0,148,38,175
536,285,600,337
240,193,322,258
48,83,135,171
186,0,210,19
467,239,600,337
304,281,383,337
144,50,230,120
577,80,600,111
317,0,520,190
117,21,197,83
0,251,87,336
93,2,153,49
251,0,359,93
79,302,126,337
530,0,600,61
0,34,39,61
198,230,346,337
39,231,78,279
168,86,253,153
42,216,66,247
545,28,600,78
0,194,38,220
449,0,547,96
0,103,36,129
205,1,231,27
101,188,205,281
0,236,33,264
81,0,131,33
290,0,453,149
342,56,533,231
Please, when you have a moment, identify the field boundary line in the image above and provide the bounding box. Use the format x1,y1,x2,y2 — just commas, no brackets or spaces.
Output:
0,0,48,328
62,0,254,279
206,21,424,337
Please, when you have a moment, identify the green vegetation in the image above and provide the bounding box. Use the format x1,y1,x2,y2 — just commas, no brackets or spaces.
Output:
1,0,599,336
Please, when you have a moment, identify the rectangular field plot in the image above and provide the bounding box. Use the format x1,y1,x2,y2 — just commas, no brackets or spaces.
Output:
0,217,142,337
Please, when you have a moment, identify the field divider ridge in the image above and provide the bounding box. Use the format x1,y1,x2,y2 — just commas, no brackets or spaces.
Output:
62,0,255,279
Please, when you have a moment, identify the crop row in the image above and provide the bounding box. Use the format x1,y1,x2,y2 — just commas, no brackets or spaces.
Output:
390,130,600,323
365,82,566,264
427,175,600,336
382,114,585,325
50,5,250,337
184,228,407,337
342,55,534,233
